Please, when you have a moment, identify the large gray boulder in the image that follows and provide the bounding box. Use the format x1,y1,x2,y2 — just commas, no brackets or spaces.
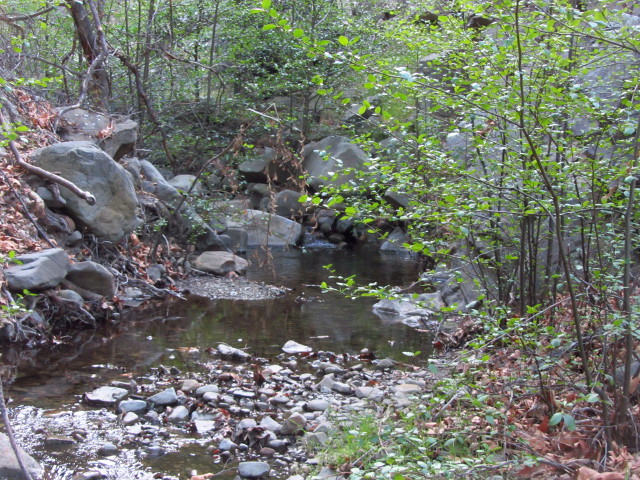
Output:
66,261,116,298
31,142,138,242
227,209,302,247
0,433,44,479
302,136,370,191
192,251,249,275
58,108,138,160
3,248,70,292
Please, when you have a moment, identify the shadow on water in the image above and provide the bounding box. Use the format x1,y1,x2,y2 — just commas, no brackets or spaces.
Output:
2,246,430,479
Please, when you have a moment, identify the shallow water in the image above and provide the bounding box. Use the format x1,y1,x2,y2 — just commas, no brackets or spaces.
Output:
3,246,430,479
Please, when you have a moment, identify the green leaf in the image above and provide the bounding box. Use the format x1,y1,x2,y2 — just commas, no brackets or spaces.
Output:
298,194,309,203
293,28,304,38
563,414,576,431
338,35,349,46
549,412,563,426
262,24,277,31
358,105,367,115
261,0,271,8
586,393,600,403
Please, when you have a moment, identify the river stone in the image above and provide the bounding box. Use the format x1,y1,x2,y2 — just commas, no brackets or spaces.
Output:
195,384,220,396
58,289,85,305
118,399,147,414
227,209,302,247
31,141,138,242
168,174,202,193
316,374,335,393
236,418,258,434
193,251,249,275
260,415,282,433
282,340,312,354
148,387,178,406
376,358,396,370
84,386,129,406
302,136,370,191
306,399,330,412
57,108,137,160
180,379,201,393
280,413,307,435
0,433,44,480
217,343,251,361
306,431,329,447
380,227,413,253
75,470,105,480
394,383,422,395
167,405,190,423
331,382,353,395
194,420,216,434
4,248,70,292
237,461,270,479
121,412,139,425
66,261,116,298
269,189,304,218
354,386,384,402
97,443,119,456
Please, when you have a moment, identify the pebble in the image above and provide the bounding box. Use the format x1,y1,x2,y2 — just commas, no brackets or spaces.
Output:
118,399,147,414
167,405,190,423
148,387,178,406
121,412,139,425
97,443,119,456
306,399,330,412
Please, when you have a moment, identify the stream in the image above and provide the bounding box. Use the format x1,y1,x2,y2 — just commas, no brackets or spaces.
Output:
2,246,431,479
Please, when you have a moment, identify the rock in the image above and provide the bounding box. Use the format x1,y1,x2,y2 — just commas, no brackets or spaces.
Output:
194,420,216,434
316,375,335,392
306,431,329,446
393,383,422,395
57,108,137,161
44,435,75,446
180,379,201,393
66,261,115,298
118,399,147,414
331,382,353,395
97,443,119,456
195,384,220,396
280,413,307,435
259,416,282,433
58,289,85,305
269,190,304,218
282,340,313,354
31,141,138,242
354,386,384,402
73,471,105,480
379,227,413,254
259,447,275,457
121,412,139,425
0,432,44,480
306,399,330,412
372,293,442,323
167,405,190,423
302,136,370,191
383,189,411,210
148,387,178,406
147,264,166,283
237,461,270,478
168,174,202,193
227,209,302,247
219,438,238,451
83,386,129,406
217,344,251,361
376,358,395,370
238,147,294,184
236,418,258,434
314,466,345,480
4,248,70,292
193,251,249,275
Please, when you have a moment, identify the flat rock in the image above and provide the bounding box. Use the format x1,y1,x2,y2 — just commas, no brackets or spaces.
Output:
4,248,70,292
393,383,422,395
238,461,270,478
167,405,190,423
84,386,129,406
118,399,147,414
354,386,384,402
280,413,307,435
306,399,330,412
193,251,249,275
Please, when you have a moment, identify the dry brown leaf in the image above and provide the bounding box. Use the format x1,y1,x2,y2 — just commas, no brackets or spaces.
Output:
577,467,625,480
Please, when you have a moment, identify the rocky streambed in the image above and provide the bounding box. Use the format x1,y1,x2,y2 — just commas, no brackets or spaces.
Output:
8,337,448,480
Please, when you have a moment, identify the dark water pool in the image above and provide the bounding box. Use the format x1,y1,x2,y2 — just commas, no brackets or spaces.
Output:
2,246,429,479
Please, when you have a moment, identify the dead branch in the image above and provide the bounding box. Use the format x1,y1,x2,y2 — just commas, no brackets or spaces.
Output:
0,375,34,480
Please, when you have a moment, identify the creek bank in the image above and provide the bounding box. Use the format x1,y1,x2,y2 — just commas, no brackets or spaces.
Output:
9,339,453,480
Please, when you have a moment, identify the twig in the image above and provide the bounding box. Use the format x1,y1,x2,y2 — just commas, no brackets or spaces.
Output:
0,376,35,480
